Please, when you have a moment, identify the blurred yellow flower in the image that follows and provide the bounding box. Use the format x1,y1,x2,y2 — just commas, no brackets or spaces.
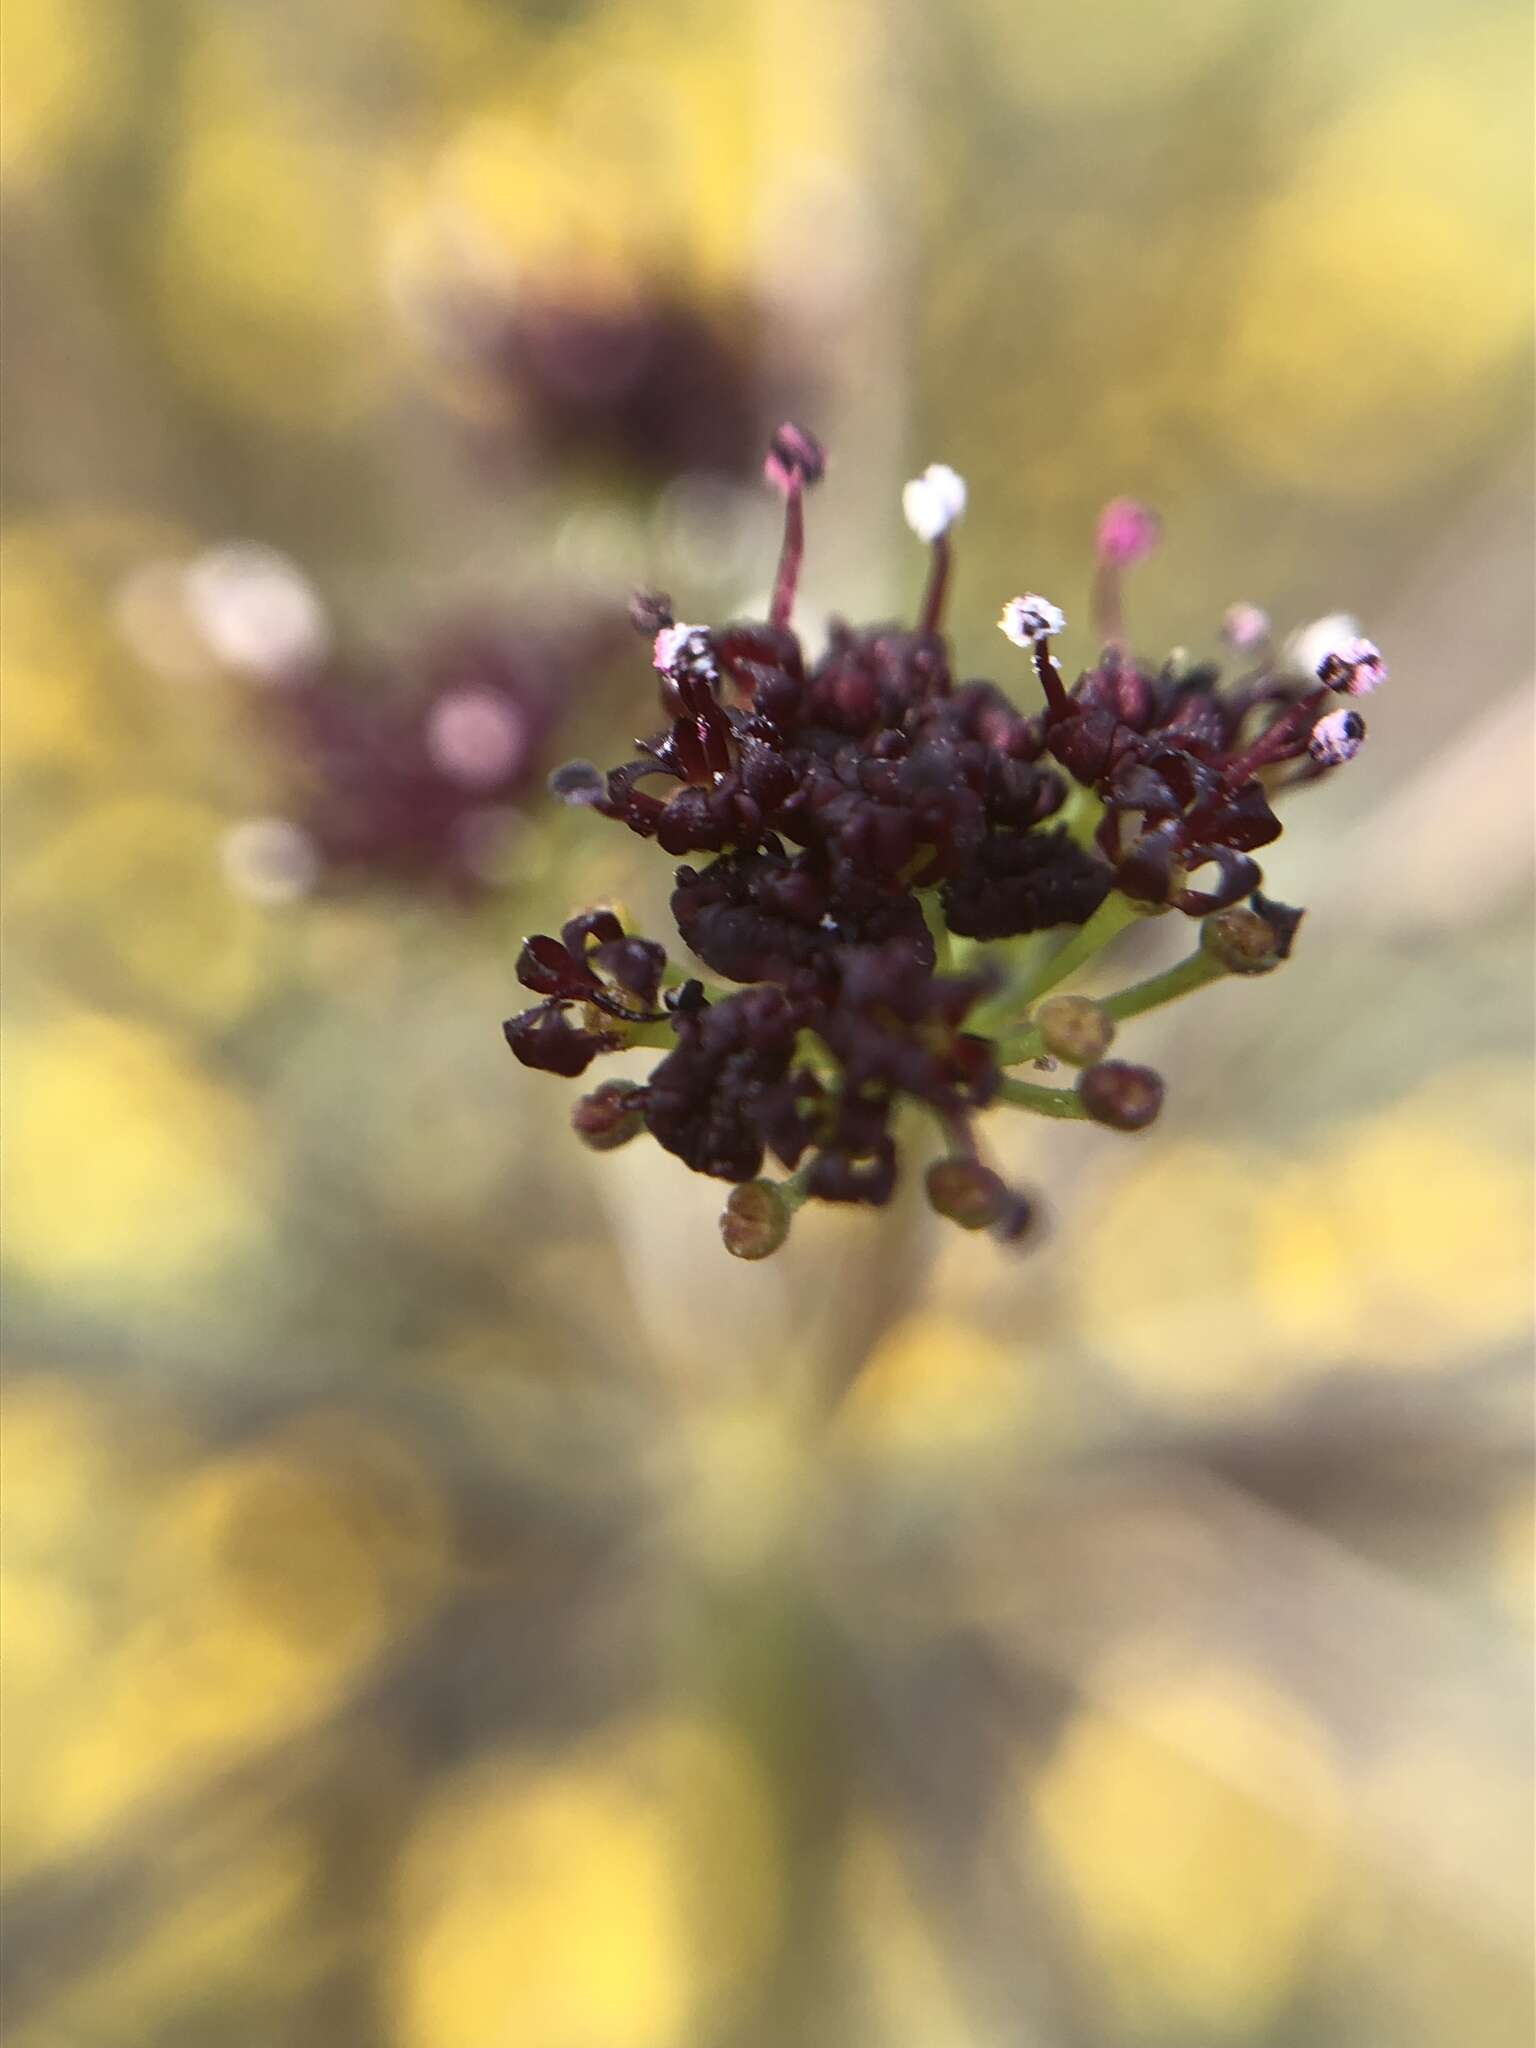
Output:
1316,1110,1533,1369
22,1419,447,1872
841,1816,983,2048
1072,1143,1290,1408
0,0,127,185
156,16,383,424
1031,1655,1342,2033
2,530,134,784
8,796,283,1026
1076,1068,1534,1408
1216,58,1531,491
3,1010,270,1305
395,1715,780,2048
837,1311,1040,1467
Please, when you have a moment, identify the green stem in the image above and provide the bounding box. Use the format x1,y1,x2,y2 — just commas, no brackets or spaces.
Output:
919,887,955,975
1014,890,1143,1006
1102,945,1226,1023
1056,782,1106,851
619,1015,678,1051
995,1076,1090,1119
998,942,1227,1064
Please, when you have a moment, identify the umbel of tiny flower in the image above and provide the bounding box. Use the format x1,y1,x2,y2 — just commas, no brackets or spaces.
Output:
504,426,1387,1257
192,548,604,901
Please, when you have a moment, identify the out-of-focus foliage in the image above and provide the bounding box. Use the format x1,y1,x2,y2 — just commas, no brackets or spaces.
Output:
2,0,1531,2044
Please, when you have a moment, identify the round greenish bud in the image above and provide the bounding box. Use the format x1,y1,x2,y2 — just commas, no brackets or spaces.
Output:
720,1180,791,1260
1034,993,1115,1066
924,1158,1007,1230
1079,1060,1165,1132
1201,901,1299,976
570,1080,645,1151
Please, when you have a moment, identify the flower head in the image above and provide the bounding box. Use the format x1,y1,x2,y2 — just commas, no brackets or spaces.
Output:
507,428,1387,1254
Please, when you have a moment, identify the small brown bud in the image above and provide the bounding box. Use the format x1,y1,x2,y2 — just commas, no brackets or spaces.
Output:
1201,897,1302,976
764,422,826,493
571,1080,645,1151
628,589,674,636
1034,993,1115,1066
720,1180,791,1260
1079,1060,1164,1131
925,1158,1007,1230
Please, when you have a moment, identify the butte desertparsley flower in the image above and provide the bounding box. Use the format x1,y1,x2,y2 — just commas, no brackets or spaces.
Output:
504,426,1388,1256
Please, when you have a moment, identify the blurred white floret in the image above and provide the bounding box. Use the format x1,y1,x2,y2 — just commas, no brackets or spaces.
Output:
425,687,530,789
1221,601,1272,652
219,817,321,903
184,543,331,681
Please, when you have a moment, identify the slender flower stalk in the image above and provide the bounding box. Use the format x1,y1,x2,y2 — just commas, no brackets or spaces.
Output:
1008,890,1145,1006
995,1077,1092,1119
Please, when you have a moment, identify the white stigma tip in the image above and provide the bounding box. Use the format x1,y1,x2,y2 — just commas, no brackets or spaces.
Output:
1316,634,1387,696
902,463,967,543
1309,706,1366,766
184,543,330,681
998,594,1066,646
652,622,709,675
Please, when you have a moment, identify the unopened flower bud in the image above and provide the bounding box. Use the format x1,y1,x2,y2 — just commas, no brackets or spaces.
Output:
1201,896,1303,974
571,1080,646,1151
549,758,607,806
1095,497,1161,568
902,463,967,543
1079,1060,1164,1131
720,1179,792,1259
998,594,1067,646
764,422,826,494
1034,993,1115,1066
925,1158,1007,1230
1309,705,1366,765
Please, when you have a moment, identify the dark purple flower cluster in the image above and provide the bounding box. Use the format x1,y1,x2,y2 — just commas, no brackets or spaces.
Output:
504,428,1383,1255
228,613,617,901
416,282,761,480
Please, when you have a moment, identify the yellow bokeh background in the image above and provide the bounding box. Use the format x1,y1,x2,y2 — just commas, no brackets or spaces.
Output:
2,0,1530,2043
